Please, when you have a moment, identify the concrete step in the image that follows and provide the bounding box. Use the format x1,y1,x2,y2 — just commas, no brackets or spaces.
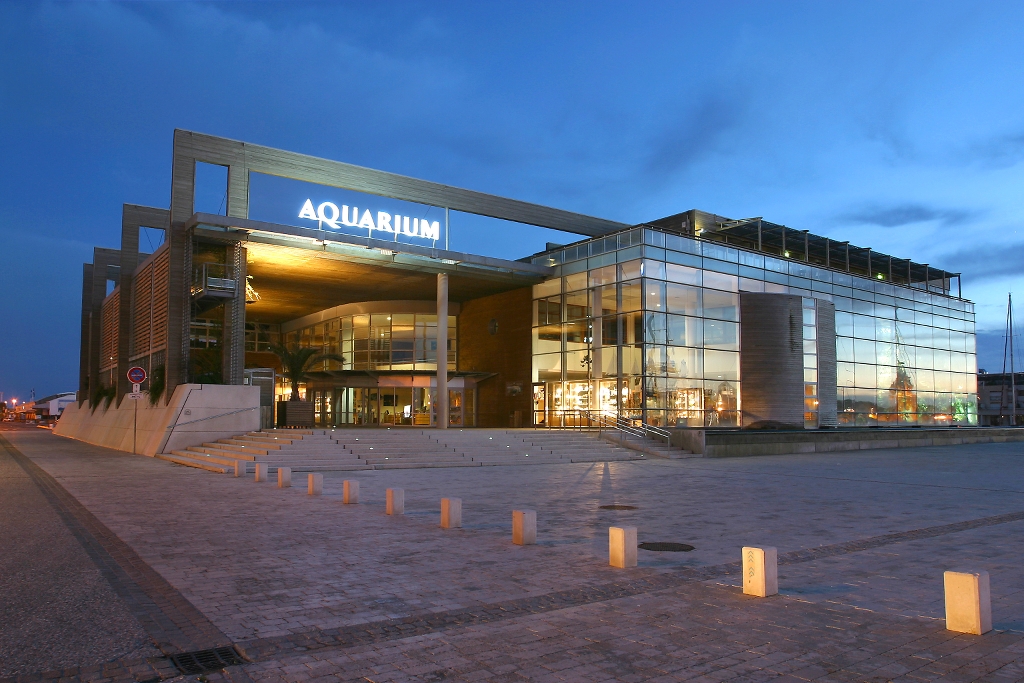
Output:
371,461,481,469
172,449,243,467
228,437,290,447
158,452,231,473
253,455,367,465
212,440,277,454
362,456,470,464
261,463,374,473
188,446,257,461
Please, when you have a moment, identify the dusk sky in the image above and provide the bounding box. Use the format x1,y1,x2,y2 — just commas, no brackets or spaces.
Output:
2,1,1023,401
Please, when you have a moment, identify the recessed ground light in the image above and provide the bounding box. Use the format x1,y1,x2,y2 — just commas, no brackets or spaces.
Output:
599,504,638,510
639,542,694,552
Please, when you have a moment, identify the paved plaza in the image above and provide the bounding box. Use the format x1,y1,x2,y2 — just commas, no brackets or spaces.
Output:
3,425,1024,682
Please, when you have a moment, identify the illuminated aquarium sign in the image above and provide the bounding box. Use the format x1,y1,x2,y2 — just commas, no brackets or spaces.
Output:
299,199,441,241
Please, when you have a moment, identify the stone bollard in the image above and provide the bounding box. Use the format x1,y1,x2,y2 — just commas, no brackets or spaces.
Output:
254,463,268,483
513,510,537,545
307,473,323,496
742,546,778,597
343,480,360,504
944,570,992,635
441,497,462,528
609,526,637,568
234,460,244,477
277,467,291,488
386,488,405,515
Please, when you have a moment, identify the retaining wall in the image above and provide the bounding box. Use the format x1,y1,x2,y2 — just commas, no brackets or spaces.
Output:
54,384,260,456
670,427,1024,458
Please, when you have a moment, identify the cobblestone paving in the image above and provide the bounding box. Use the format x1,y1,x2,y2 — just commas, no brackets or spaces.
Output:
4,428,1024,682
0,429,162,678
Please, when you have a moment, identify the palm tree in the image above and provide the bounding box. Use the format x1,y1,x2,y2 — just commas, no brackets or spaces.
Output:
269,343,345,401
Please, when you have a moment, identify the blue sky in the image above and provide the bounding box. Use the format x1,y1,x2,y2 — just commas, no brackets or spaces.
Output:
2,1,1024,401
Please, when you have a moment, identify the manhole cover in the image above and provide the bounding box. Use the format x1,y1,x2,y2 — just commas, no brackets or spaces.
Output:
169,646,245,675
599,504,638,510
639,542,695,552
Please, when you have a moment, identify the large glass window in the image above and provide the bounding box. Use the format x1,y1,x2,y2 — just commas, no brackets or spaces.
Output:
530,225,976,428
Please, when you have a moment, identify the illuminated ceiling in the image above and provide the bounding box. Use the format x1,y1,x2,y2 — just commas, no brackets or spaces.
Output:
242,240,541,324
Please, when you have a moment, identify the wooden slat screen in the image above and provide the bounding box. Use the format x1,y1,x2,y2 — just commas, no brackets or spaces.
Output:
130,245,170,360
99,290,119,371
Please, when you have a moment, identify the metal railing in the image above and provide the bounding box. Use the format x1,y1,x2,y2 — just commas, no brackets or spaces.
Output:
191,263,238,299
550,409,672,445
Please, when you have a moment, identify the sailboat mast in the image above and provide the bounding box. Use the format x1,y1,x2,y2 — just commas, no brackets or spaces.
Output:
1011,293,1017,427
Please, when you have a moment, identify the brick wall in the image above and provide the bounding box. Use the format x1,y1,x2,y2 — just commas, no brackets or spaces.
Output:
457,287,533,427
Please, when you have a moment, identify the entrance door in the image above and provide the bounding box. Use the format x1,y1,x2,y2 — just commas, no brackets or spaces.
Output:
449,389,463,427
313,390,333,426
532,383,546,426
353,388,378,425
430,389,464,426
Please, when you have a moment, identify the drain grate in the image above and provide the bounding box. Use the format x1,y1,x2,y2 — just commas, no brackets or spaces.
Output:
639,542,695,552
599,504,638,510
169,646,244,675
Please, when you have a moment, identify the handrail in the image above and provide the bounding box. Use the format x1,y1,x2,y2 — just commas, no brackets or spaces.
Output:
556,409,672,445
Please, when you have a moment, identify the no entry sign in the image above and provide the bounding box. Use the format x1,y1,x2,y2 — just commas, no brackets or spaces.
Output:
127,367,147,384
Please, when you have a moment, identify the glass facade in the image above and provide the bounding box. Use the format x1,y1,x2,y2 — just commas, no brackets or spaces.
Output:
277,311,461,427
285,312,456,373
531,227,977,428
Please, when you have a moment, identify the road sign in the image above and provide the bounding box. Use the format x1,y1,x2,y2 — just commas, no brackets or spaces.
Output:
127,366,147,384
128,392,144,400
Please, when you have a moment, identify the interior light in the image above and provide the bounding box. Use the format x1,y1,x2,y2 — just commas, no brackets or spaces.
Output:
876,273,884,280
784,251,791,257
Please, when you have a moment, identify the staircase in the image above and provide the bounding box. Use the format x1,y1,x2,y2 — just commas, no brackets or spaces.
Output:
156,428,664,474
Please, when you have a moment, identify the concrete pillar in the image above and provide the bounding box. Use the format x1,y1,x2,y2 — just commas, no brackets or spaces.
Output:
944,570,992,635
308,473,323,496
609,526,637,568
221,243,247,386
742,546,778,597
441,497,462,528
277,467,291,488
254,463,268,482
386,488,405,515
513,509,537,545
343,479,359,504
436,273,448,429
233,460,244,477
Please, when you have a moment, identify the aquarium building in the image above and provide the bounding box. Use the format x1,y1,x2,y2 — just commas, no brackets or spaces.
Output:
78,130,977,430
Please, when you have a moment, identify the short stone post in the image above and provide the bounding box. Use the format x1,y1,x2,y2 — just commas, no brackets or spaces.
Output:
944,570,992,635
254,463,268,483
234,460,244,477
343,480,360,504
609,526,637,568
386,488,405,515
742,546,778,597
307,473,323,496
441,497,462,528
277,467,291,488
513,509,537,545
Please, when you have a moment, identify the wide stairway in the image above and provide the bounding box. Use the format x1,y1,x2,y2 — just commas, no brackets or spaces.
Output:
157,428,673,474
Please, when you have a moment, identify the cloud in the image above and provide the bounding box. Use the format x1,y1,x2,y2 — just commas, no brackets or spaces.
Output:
840,203,977,228
957,131,1024,169
939,240,1024,283
643,95,743,179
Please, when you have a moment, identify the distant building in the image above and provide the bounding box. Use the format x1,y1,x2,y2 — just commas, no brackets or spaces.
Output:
976,371,1024,426
33,392,77,422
